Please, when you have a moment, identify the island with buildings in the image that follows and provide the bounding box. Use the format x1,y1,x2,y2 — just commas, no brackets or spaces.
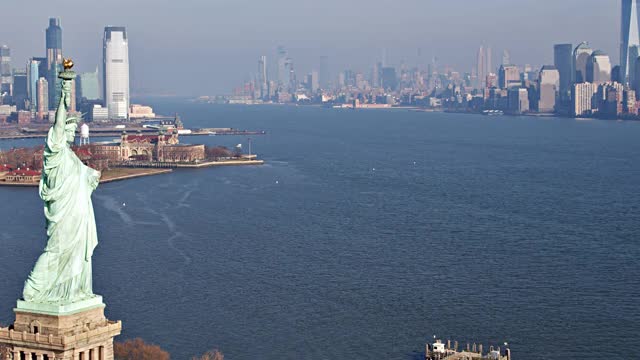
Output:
0,125,262,186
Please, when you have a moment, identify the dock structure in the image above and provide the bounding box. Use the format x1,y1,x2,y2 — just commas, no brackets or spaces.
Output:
426,339,511,360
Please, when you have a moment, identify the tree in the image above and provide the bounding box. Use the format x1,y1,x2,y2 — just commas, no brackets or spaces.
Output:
191,349,224,360
0,343,8,359
114,338,170,360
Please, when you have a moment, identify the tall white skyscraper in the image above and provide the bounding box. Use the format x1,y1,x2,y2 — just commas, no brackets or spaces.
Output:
621,0,640,83
103,26,129,120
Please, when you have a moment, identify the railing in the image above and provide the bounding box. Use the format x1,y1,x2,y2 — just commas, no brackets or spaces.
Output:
0,321,121,348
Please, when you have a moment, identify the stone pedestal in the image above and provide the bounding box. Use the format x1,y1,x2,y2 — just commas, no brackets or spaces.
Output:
0,296,121,360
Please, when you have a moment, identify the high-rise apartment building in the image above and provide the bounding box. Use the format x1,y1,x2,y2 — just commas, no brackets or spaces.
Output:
621,0,640,83
538,66,560,113
46,18,63,109
0,45,12,95
586,51,612,84
103,26,130,120
554,44,573,101
574,42,593,83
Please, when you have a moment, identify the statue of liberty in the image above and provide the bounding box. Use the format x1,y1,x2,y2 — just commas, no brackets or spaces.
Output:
23,59,102,304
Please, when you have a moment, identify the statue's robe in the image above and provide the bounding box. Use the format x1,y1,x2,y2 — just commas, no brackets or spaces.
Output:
23,122,100,304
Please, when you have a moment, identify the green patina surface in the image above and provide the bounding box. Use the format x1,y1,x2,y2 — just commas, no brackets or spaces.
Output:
21,73,102,311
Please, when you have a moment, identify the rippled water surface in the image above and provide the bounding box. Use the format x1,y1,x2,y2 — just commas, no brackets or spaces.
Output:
1,101,639,359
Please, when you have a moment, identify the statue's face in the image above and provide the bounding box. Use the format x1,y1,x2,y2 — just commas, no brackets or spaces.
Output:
64,123,77,143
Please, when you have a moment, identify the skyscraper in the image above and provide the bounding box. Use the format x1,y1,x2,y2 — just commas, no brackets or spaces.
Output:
381,67,398,91
634,56,640,92
46,18,63,109
629,45,640,88
507,87,529,114
36,77,49,121
498,65,520,89
574,42,593,83
538,66,560,113
258,56,268,100
586,50,612,85
0,45,12,95
103,26,130,120
27,59,40,111
486,46,493,78
277,46,288,88
621,0,640,83
12,71,28,110
477,46,485,89
285,57,295,93
554,44,573,101
371,62,381,88
307,71,319,93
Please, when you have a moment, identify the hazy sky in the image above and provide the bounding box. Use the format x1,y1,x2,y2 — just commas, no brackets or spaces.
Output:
0,0,619,95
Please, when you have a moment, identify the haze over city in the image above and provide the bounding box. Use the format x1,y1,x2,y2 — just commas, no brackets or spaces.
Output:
0,0,618,95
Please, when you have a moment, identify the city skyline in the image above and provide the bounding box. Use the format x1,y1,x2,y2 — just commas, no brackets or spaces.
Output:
0,0,620,95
